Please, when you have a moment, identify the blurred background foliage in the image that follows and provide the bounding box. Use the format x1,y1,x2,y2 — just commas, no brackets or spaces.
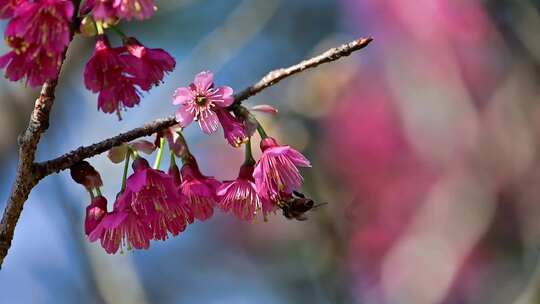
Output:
1,0,540,303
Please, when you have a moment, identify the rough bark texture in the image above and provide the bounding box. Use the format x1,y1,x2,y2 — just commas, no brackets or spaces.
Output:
0,37,372,268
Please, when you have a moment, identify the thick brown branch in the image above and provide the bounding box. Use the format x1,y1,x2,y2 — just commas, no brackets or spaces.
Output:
0,79,61,268
36,37,373,177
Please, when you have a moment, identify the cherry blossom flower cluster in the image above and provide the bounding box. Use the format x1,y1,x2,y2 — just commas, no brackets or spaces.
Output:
0,0,174,117
71,71,312,254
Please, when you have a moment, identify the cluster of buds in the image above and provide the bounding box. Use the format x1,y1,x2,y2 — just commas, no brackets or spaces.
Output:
0,0,173,118
70,71,313,254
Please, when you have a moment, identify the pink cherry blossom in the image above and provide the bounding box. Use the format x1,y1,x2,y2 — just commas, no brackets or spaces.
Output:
5,0,73,52
173,71,234,134
88,196,152,254
81,0,116,22
124,158,193,240
85,196,108,236
84,35,141,114
216,108,248,148
124,37,175,91
113,0,156,21
0,0,26,19
253,137,311,201
0,42,63,87
218,163,263,221
180,160,221,221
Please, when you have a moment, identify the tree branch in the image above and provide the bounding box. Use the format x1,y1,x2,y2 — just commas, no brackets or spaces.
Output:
0,79,62,267
36,37,372,177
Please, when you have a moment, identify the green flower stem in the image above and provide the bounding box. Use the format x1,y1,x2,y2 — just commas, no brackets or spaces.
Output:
244,138,255,165
256,123,268,139
154,137,166,170
121,148,131,192
170,150,177,168
109,24,127,40
87,189,95,200
96,188,102,197
96,21,105,35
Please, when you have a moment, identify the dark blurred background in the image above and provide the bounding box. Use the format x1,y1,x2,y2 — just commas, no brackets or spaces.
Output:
2,0,540,303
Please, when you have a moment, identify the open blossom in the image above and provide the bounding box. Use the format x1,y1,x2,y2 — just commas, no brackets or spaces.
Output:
85,196,108,236
124,158,193,240
253,137,311,200
218,163,263,221
124,37,175,91
180,159,221,221
173,71,234,134
84,35,140,114
216,109,248,148
88,191,152,254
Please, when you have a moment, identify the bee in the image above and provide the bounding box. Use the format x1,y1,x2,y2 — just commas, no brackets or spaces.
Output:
278,191,328,221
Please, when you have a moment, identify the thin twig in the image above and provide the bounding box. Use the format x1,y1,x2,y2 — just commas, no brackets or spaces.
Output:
36,37,373,177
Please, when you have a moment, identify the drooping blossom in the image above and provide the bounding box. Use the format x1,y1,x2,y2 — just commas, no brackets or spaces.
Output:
180,158,221,221
81,0,156,22
218,163,263,221
0,0,73,86
84,35,140,114
0,0,26,19
123,158,193,240
114,0,156,21
253,137,311,201
173,71,234,134
85,196,108,236
88,191,152,254
5,0,73,52
216,108,248,147
124,37,175,90
0,42,62,87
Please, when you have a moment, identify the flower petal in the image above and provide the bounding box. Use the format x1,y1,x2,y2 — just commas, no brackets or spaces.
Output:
173,87,193,105
193,70,214,92
198,110,219,134
175,106,194,128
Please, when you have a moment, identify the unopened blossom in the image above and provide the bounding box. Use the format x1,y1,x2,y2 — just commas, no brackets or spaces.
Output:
253,137,311,201
124,158,193,240
70,161,103,190
88,191,152,254
218,163,263,221
173,71,234,134
84,35,141,114
216,109,247,148
85,196,108,236
251,104,278,115
163,125,187,157
180,159,221,221
5,0,73,52
124,37,175,90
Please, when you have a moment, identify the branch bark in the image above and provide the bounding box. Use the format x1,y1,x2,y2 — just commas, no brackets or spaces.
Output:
0,36,372,268
0,79,62,267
